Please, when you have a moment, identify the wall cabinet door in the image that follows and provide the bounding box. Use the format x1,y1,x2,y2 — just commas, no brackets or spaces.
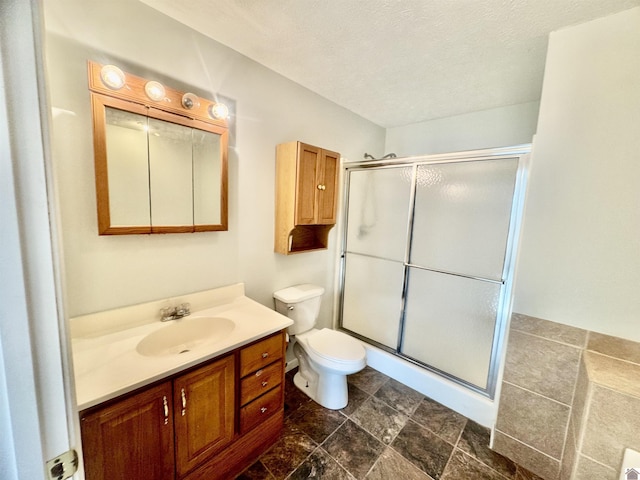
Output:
80,382,174,480
295,142,339,225
173,355,235,477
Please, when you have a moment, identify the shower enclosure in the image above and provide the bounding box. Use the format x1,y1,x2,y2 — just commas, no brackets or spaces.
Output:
338,146,530,398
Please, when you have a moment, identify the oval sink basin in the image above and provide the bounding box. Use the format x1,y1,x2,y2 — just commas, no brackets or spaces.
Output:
136,317,235,357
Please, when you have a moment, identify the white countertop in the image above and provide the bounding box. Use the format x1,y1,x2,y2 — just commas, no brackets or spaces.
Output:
72,288,292,410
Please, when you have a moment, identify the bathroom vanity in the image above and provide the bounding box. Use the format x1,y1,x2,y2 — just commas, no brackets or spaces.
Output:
72,284,292,480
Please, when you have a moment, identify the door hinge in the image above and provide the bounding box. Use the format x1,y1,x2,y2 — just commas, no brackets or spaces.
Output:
46,449,78,480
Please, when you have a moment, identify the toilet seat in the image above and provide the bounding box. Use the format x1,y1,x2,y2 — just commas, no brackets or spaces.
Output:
306,328,366,365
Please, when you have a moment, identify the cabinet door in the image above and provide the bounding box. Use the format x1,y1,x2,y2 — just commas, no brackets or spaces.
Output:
174,355,235,477
317,149,339,224
295,143,321,225
80,382,174,480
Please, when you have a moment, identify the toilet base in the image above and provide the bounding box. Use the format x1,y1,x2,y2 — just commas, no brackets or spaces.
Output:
293,370,349,410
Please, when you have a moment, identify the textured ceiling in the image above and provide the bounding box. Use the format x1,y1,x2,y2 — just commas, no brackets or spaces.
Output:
140,0,639,128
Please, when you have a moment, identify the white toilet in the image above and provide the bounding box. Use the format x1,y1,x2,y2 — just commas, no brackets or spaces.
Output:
273,284,366,410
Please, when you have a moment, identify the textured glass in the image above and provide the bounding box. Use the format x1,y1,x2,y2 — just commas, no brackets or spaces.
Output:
401,268,502,389
345,167,412,262
341,253,404,349
148,118,193,226
410,158,518,281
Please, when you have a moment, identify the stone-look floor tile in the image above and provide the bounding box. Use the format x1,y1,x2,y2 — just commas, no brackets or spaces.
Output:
441,450,507,480
235,461,275,479
284,372,313,418
503,330,582,405
365,447,432,480
340,382,370,417
391,419,453,480
495,383,569,459
348,366,390,395
323,419,386,479
374,378,423,416
411,396,467,444
289,400,347,444
287,447,355,480
457,420,516,478
351,395,409,444
259,422,316,479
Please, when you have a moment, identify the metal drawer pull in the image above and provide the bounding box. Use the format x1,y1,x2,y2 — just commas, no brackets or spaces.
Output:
262,352,269,359
162,396,169,425
255,369,263,377
261,381,268,387
260,407,268,414
181,388,187,416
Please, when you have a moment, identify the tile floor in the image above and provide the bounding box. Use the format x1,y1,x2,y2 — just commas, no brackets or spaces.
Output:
236,366,544,480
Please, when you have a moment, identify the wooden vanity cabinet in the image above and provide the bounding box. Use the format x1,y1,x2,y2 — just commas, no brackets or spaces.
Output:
80,381,175,480
173,355,235,477
80,331,286,480
275,141,340,254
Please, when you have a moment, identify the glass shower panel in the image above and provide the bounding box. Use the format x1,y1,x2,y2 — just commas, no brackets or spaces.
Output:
410,158,518,281
341,253,405,349
401,268,502,389
345,167,412,261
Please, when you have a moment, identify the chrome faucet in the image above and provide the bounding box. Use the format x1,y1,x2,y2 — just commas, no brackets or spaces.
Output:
160,302,191,322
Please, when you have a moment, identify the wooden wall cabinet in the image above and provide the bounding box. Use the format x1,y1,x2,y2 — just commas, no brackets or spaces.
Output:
275,141,340,254
80,331,286,480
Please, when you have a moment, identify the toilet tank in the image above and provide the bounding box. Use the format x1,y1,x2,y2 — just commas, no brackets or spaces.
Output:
273,284,324,335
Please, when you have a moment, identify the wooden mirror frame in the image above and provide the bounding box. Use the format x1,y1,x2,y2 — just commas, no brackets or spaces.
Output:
88,61,228,235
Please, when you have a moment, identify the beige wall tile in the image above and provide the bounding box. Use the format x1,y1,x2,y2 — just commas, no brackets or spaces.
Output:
574,455,617,480
496,383,570,459
570,356,589,442
511,313,588,347
492,430,560,480
584,351,640,398
587,332,640,365
504,331,582,404
559,417,576,480
581,385,640,469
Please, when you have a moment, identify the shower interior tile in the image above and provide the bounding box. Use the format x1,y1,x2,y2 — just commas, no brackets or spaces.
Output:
573,454,617,480
492,430,560,480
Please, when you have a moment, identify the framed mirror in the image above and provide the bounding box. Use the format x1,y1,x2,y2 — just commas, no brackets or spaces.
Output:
88,61,228,235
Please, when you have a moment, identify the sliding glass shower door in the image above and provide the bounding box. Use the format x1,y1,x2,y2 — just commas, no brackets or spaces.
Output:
339,148,528,397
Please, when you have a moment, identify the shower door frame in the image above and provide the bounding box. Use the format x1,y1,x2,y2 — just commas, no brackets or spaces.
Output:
337,145,531,398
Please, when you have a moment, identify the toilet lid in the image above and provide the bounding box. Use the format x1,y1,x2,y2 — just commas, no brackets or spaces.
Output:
307,329,365,363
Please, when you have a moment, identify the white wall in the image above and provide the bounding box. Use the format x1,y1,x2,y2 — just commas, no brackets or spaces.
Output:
44,0,384,324
514,7,640,342
385,101,539,157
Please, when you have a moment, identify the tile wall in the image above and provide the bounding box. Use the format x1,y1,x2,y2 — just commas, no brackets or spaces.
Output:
493,313,640,480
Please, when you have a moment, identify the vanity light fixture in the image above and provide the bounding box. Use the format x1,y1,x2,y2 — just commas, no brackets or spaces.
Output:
209,102,229,120
181,93,200,110
100,65,126,90
144,81,166,101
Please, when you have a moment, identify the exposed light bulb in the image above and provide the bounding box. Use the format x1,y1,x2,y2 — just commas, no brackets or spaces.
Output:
144,81,166,101
209,102,229,120
100,65,125,90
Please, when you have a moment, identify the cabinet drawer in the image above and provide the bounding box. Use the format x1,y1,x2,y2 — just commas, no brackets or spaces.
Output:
240,334,283,377
240,383,283,434
240,360,283,406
